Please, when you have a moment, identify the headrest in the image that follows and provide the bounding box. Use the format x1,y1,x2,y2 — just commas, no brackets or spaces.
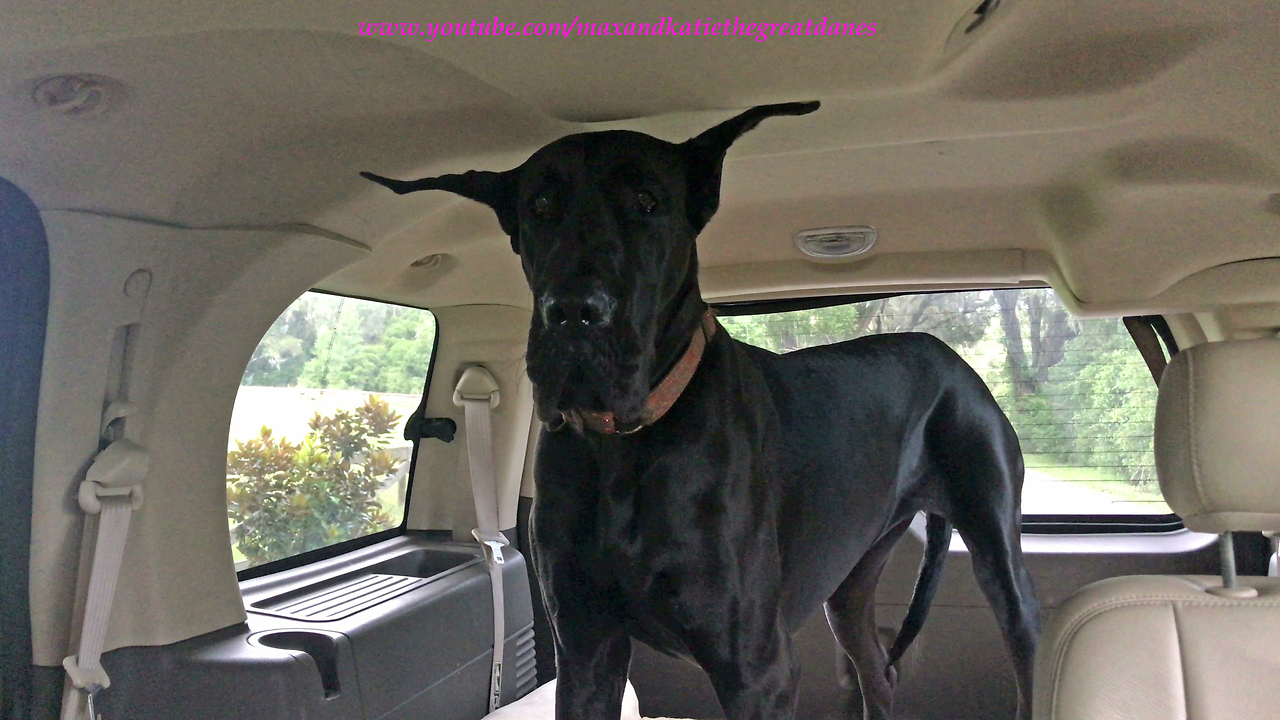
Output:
1155,339,1280,533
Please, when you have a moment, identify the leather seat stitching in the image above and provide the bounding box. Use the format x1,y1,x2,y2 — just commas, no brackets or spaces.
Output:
1049,595,1280,718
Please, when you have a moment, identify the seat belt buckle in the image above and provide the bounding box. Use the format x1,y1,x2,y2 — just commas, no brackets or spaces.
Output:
62,655,110,693
77,481,144,515
472,529,508,565
79,438,149,514
86,690,103,720
452,366,501,409
484,540,505,565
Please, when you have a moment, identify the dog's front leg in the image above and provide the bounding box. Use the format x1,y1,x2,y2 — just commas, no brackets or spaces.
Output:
677,540,800,720
530,438,632,719
692,615,800,720
547,603,631,720
533,527,631,720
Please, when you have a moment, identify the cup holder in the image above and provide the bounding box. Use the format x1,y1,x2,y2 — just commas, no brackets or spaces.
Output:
367,547,479,579
251,631,343,699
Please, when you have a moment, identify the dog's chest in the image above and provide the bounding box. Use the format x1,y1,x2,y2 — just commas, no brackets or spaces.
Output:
590,465,738,645
593,472,692,582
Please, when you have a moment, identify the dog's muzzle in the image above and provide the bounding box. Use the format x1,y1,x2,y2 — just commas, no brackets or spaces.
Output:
550,309,718,435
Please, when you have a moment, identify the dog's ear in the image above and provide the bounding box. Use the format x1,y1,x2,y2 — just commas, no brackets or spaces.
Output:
360,169,521,252
682,101,820,231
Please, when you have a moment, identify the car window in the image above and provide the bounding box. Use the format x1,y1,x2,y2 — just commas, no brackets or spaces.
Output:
719,288,1170,516
226,291,437,570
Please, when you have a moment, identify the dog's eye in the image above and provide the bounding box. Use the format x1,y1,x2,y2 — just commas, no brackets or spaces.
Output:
532,195,551,219
636,190,658,214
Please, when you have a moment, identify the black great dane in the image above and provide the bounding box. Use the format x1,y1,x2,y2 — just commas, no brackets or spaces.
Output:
361,102,1040,720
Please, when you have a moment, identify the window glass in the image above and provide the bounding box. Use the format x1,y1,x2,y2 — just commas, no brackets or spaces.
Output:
719,289,1169,516
227,292,437,570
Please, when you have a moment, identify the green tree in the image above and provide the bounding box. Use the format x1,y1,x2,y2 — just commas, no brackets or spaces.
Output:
1044,319,1158,483
720,292,994,354
299,299,437,394
226,396,403,567
984,289,1081,455
241,302,320,387
994,289,1080,397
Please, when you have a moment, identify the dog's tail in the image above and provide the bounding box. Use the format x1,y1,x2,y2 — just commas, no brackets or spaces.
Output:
886,513,952,671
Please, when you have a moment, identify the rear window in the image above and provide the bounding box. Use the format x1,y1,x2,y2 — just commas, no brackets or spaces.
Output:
719,288,1170,517
226,291,437,570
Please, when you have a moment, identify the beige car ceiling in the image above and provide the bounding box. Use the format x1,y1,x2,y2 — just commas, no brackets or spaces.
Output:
3,0,1279,318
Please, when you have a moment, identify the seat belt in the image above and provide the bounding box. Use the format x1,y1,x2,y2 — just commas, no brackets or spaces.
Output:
1123,316,1169,384
60,434,148,720
453,366,507,713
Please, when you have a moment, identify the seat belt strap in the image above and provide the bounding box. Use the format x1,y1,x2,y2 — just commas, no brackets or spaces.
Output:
61,438,147,720
1123,316,1169,384
453,367,507,713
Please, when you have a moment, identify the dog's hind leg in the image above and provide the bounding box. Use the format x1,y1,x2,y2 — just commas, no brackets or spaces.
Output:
953,516,1039,720
824,517,913,720
943,416,1040,720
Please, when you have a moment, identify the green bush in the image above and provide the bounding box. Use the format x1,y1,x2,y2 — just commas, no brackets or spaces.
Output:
226,396,403,567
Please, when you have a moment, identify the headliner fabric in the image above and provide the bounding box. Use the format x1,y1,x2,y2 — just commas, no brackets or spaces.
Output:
5,3,1280,317
0,177,49,719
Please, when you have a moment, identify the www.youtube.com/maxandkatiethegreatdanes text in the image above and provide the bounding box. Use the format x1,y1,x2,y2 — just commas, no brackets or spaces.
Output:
357,17,877,43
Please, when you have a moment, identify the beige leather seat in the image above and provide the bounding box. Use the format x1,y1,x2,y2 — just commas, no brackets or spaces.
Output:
1033,339,1280,720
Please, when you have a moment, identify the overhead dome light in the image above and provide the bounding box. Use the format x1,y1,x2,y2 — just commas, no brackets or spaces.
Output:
793,226,877,260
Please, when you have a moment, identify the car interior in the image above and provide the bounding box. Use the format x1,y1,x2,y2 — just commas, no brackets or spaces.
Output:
3,1,1279,719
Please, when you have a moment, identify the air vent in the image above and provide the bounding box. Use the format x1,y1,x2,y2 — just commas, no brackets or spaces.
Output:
512,625,538,698
250,574,431,622
793,226,877,260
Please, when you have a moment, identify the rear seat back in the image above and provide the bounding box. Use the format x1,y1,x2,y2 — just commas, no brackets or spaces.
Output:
1034,339,1280,720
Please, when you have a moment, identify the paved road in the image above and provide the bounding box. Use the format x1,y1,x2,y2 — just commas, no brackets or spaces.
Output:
1022,467,1168,515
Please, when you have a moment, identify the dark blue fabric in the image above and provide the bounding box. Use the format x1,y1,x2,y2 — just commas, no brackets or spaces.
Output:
0,178,49,720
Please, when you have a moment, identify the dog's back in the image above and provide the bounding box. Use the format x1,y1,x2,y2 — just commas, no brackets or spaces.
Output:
730,331,1020,628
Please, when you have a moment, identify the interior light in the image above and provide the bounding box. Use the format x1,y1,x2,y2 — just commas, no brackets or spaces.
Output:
793,226,877,260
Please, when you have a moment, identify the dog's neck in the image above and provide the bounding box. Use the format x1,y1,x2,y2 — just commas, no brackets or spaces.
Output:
651,281,710,385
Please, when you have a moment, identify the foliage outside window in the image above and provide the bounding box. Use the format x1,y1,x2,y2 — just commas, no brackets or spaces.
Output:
720,289,1169,515
227,292,437,570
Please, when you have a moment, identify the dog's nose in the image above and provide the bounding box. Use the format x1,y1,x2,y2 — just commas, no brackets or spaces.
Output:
540,290,616,329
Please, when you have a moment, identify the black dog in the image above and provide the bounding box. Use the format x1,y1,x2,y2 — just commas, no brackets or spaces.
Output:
361,102,1040,720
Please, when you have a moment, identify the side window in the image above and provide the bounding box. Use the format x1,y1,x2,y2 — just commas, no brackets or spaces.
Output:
719,288,1170,517
227,291,437,571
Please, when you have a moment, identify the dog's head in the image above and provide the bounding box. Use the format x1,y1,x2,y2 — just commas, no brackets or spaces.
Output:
362,102,818,425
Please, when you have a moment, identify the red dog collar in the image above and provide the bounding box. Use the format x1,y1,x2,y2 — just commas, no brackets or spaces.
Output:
557,309,718,435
